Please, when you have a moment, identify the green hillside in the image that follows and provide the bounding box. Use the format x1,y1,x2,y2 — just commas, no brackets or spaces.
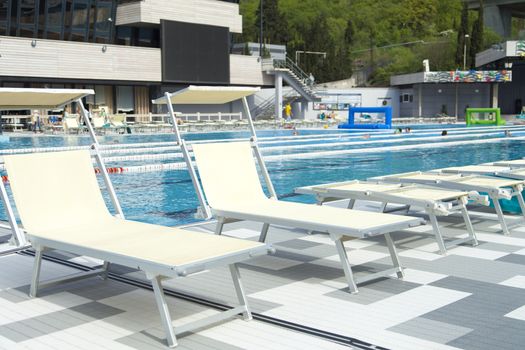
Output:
238,0,501,85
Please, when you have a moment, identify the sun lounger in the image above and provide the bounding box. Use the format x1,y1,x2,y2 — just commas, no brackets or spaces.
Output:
92,116,109,134
493,159,525,168
63,116,84,134
3,150,271,348
110,114,128,132
191,141,424,293
441,162,525,183
439,164,512,176
374,171,525,235
295,180,481,254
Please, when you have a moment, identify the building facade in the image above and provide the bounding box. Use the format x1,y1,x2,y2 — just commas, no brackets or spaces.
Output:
0,0,271,115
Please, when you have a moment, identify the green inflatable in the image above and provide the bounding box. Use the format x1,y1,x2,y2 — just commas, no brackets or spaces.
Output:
466,108,505,126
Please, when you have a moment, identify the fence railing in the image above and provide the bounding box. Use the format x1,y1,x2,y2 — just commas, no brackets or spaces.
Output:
125,112,243,124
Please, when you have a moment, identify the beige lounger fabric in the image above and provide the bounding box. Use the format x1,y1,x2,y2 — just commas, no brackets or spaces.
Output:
0,88,94,110
192,141,421,235
453,176,523,187
495,159,525,167
4,150,263,267
320,182,401,192
395,173,462,182
441,165,510,173
152,86,260,105
318,183,466,201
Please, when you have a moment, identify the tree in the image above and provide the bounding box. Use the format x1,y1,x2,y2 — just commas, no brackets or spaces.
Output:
469,0,484,69
455,2,469,68
255,0,289,45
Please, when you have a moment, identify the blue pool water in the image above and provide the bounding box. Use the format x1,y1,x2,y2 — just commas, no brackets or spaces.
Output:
2,125,525,226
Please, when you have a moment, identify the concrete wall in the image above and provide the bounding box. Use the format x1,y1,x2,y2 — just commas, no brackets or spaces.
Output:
116,0,242,33
499,63,525,114
412,83,491,118
0,36,161,82
305,87,401,120
229,55,273,86
0,36,269,86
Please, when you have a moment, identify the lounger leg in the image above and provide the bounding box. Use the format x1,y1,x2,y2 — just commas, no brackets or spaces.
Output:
30,247,44,298
215,217,225,235
347,199,356,209
492,196,510,235
259,223,270,242
150,275,177,348
229,264,252,321
101,261,110,280
334,238,358,293
460,203,478,246
515,187,525,219
380,202,388,213
384,233,404,279
428,213,447,255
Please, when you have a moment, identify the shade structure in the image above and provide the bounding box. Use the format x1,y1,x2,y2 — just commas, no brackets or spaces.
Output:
152,86,260,105
0,88,94,110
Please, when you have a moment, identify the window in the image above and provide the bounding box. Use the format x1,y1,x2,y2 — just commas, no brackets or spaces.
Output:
69,0,89,41
0,0,9,35
92,1,112,43
45,0,64,40
401,93,413,104
18,0,39,38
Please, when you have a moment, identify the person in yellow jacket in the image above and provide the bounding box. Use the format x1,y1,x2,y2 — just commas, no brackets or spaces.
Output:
284,103,292,121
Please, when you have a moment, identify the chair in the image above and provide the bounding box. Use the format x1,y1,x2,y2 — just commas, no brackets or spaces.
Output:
374,171,525,236
63,116,83,134
110,114,128,133
3,150,271,348
191,141,424,293
296,180,481,254
92,116,108,134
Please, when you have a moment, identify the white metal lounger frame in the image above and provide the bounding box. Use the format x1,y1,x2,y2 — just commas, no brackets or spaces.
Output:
0,89,269,348
29,234,268,348
0,89,123,252
296,180,480,255
156,87,427,293
156,88,277,219
377,171,525,235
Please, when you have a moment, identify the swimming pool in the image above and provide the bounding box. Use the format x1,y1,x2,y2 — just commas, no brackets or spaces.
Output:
2,125,525,226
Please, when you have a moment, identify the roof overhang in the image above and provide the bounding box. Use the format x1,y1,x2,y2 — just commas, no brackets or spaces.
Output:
0,88,94,110
152,86,260,105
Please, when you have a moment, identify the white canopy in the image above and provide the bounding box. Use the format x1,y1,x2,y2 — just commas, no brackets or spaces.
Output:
152,86,260,105
0,88,94,110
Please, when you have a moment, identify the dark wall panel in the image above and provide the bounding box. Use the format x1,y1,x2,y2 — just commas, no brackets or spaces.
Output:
161,20,230,84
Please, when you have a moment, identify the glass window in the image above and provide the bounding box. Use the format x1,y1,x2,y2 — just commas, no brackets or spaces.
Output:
69,0,89,41
0,0,10,35
93,1,111,43
137,27,156,47
45,0,64,40
115,25,132,45
18,0,39,38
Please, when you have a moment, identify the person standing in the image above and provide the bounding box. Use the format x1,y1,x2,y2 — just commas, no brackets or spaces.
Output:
32,110,41,133
284,103,292,121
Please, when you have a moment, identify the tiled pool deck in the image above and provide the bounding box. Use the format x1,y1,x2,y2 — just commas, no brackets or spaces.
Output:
1,200,525,350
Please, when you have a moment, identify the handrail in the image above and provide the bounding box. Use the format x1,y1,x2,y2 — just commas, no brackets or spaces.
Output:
273,57,314,87
250,89,297,119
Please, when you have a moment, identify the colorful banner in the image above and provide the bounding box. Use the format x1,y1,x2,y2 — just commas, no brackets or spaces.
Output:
424,70,511,83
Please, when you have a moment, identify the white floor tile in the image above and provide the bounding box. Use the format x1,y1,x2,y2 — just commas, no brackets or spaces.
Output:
499,275,525,289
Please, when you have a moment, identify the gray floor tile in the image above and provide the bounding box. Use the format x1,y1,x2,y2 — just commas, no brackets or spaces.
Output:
389,317,472,344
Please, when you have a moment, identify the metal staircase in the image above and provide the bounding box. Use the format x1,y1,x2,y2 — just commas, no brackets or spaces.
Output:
251,89,298,119
268,57,319,102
